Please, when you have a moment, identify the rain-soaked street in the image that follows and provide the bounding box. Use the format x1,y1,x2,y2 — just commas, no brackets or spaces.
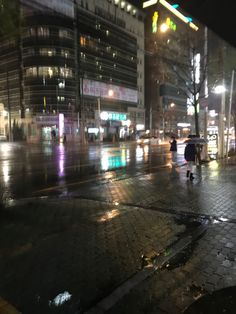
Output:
0,141,185,199
0,141,236,314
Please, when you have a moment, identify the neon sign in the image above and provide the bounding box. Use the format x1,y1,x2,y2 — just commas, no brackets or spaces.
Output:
152,11,159,33
166,17,177,31
100,111,127,121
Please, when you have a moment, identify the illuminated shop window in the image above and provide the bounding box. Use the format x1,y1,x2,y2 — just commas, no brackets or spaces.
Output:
38,27,49,37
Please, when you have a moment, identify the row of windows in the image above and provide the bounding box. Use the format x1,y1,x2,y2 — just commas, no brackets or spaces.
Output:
24,48,71,58
24,27,74,40
80,36,136,63
25,67,73,78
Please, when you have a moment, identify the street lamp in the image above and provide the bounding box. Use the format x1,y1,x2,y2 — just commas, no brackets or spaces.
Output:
97,88,114,142
214,80,226,158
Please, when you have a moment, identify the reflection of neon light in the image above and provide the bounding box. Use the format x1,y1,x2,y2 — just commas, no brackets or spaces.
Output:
58,143,65,177
50,291,72,306
59,113,64,138
98,209,120,222
2,161,9,184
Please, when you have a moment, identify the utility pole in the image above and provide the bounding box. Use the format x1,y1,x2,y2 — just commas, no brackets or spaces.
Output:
6,70,12,142
226,69,235,158
202,26,210,161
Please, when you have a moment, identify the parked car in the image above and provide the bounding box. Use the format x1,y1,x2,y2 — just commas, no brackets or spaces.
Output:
136,135,160,145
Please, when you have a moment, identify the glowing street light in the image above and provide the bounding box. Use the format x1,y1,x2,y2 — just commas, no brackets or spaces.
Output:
160,23,169,33
213,85,226,94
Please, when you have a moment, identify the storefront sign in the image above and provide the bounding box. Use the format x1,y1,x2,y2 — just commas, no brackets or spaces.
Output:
100,111,127,121
35,115,58,125
82,79,137,103
207,134,218,155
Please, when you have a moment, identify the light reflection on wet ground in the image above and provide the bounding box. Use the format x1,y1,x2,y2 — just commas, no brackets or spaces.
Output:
0,142,185,199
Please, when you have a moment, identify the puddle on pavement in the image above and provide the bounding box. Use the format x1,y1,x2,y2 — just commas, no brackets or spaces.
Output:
164,241,197,270
183,286,236,314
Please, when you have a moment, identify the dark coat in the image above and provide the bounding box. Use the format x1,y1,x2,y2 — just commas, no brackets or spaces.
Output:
170,139,177,152
184,144,196,161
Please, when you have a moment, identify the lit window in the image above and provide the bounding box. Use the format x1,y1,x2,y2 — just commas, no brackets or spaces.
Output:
39,48,56,56
59,67,73,78
80,52,86,59
121,1,125,9
26,67,37,76
38,27,49,37
114,0,119,5
113,52,116,58
80,36,86,46
106,30,109,36
113,64,116,68
132,9,136,16
61,50,70,58
59,29,73,39
29,28,36,36
38,66,58,77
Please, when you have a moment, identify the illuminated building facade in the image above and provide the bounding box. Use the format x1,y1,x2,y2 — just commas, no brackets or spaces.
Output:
144,2,202,138
0,0,145,142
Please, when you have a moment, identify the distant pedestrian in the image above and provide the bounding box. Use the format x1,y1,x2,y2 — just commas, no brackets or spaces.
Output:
184,141,197,181
169,136,177,163
63,133,67,144
51,129,56,141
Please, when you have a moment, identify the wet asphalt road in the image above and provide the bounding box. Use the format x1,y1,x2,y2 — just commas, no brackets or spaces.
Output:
0,141,185,200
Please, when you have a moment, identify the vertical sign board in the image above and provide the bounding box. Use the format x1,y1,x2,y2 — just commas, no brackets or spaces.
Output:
207,134,218,157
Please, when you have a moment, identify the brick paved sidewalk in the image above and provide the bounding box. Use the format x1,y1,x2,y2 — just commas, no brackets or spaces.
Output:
0,198,185,313
0,157,235,313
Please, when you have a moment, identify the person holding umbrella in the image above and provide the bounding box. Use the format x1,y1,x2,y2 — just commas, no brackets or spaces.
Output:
184,136,197,181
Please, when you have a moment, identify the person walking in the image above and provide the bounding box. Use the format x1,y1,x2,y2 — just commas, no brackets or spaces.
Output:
184,141,197,181
169,136,177,164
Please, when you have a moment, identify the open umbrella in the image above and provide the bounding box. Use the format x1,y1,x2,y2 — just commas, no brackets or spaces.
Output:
184,137,208,144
